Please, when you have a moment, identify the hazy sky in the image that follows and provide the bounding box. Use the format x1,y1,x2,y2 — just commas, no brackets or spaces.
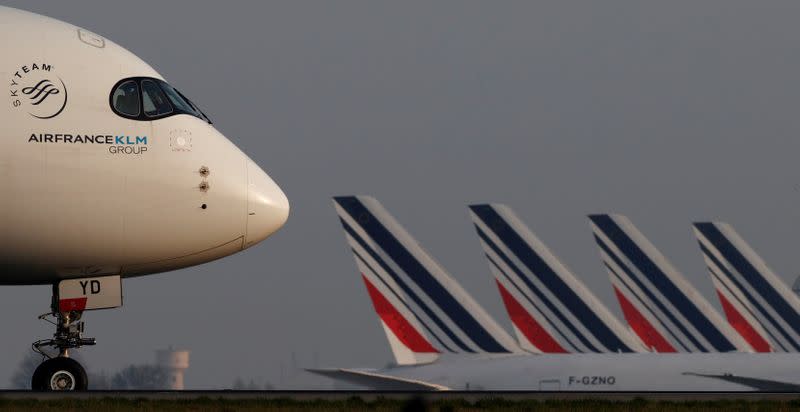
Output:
3,1,800,388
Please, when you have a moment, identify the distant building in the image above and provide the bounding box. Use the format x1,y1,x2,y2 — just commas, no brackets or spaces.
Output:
156,348,190,390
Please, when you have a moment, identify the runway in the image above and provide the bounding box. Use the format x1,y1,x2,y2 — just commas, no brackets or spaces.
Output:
0,390,799,401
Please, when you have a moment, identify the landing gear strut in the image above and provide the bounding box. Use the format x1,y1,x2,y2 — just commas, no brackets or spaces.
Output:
30,286,96,391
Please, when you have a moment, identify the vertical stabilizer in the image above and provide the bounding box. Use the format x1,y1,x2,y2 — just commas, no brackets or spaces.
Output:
589,214,753,353
693,222,800,352
333,196,525,366
468,204,646,353
360,272,440,365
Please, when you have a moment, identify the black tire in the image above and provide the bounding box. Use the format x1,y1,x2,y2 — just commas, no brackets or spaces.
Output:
31,361,47,391
32,357,88,391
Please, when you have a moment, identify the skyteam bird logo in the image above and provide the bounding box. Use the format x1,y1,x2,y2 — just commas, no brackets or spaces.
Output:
9,62,68,119
23,79,61,106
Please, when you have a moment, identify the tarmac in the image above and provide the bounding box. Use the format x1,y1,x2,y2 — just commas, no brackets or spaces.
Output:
1,390,800,401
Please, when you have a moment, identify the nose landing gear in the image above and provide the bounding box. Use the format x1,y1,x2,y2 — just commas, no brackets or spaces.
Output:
30,291,96,391
29,275,122,391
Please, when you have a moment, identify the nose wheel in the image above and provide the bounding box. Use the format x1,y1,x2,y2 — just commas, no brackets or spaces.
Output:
30,287,96,391
31,357,88,391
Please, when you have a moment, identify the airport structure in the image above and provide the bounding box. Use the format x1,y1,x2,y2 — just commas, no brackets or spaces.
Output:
156,348,190,390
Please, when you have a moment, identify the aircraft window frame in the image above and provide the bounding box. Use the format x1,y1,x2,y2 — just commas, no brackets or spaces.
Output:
111,80,141,117
141,79,174,118
157,80,212,124
109,77,212,123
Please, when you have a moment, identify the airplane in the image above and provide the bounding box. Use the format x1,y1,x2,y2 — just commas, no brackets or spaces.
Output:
588,214,757,353
1,6,290,390
692,222,800,352
467,204,646,353
330,195,525,364
312,197,800,391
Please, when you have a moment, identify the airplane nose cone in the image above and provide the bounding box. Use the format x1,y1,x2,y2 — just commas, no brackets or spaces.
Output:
245,159,289,248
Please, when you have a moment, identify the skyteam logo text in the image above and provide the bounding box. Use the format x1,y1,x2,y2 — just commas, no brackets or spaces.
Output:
28,133,149,155
9,62,68,119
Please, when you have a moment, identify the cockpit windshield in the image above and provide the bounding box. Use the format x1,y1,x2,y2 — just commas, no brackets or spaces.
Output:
110,77,211,123
156,80,211,123
141,80,172,117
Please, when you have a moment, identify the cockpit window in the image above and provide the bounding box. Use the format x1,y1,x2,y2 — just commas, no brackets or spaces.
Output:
141,80,173,117
109,77,211,123
156,80,211,123
112,80,140,117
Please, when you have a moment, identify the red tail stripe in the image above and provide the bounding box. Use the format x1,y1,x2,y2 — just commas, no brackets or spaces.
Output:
495,279,568,353
613,286,676,353
361,274,438,353
716,289,771,353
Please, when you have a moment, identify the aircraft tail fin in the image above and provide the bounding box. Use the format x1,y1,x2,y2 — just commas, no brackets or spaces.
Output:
589,214,753,353
333,196,525,366
610,277,678,353
359,271,440,365
468,204,646,353
693,222,800,352
493,277,567,353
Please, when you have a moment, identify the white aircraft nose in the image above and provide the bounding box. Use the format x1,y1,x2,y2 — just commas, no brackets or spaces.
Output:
245,159,289,248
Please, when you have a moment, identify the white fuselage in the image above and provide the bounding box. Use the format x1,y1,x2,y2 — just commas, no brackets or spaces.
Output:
0,7,289,284
364,352,800,391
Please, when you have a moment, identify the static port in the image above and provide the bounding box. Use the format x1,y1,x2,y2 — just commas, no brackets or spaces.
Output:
201,204,207,209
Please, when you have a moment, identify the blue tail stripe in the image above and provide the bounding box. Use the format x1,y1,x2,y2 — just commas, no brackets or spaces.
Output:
697,239,798,351
476,227,602,353
699,241,795,350
336,197,509,353
471,206,633,352
590,215,737,352
603,261,690,352
594,234,705,351
340,218,473,352
351,248,457,353
485,253,581,351
703,256,789,352
694,223,800,344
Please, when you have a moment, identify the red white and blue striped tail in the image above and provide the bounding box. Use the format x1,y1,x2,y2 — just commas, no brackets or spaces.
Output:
332,196,526,366
468,204,647,354
693,222,798,352
589,214,754,353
